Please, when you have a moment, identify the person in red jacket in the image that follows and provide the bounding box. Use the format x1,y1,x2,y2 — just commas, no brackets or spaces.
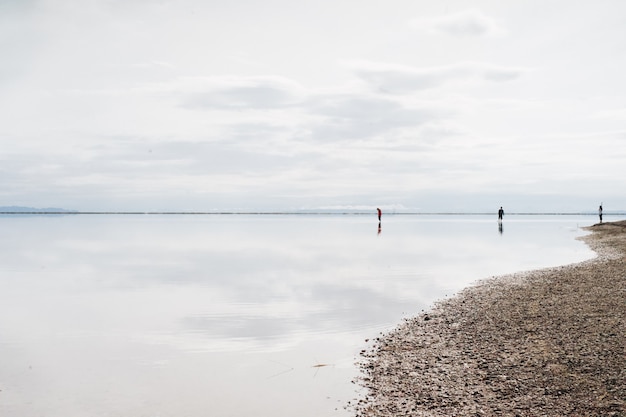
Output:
377,208,382,223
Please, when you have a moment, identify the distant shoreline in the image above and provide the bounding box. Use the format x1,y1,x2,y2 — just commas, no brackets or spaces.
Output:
1,211,624,216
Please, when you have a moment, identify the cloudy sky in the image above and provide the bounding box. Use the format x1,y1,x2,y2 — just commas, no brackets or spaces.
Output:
1,0,625,212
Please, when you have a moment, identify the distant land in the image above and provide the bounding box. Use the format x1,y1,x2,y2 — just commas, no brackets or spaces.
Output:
1,206,625,216
0,206,76,213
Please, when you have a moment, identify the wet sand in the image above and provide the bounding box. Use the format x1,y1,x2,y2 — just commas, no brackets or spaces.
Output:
354,220,626,416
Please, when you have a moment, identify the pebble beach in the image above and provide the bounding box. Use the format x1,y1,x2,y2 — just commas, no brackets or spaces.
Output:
354,220,626,416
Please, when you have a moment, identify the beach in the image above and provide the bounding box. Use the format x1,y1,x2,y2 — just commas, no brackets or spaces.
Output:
354,220,626,416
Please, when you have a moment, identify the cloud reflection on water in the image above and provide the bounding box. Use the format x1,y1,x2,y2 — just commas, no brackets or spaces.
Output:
0,214,596,417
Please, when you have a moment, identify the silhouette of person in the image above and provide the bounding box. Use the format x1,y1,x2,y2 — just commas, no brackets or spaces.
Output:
377,208,382,223
599,204,603,223
498,206,504,221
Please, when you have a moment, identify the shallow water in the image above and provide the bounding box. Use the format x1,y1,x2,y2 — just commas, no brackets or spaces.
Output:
0,214,600,416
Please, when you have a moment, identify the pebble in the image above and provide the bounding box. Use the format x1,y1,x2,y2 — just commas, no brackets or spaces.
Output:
352,221,626,417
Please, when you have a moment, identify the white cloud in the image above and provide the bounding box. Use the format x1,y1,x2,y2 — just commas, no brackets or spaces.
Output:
412,10,503,37
2,1,626,211
348,61,524,93
592,108,626,121
174,76,307,109
305,93,439,141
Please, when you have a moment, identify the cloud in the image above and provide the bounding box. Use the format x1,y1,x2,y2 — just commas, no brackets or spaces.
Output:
349,61,524,93
153,73,446,144
175,76,307,109
306,93,440,141
592,108,626,121
3,1,626,212
412,10,502,37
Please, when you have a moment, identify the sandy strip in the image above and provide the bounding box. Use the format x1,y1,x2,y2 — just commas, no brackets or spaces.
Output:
353,220,626,417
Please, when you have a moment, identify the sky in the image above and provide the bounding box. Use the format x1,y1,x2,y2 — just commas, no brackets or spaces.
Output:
1,0,625,212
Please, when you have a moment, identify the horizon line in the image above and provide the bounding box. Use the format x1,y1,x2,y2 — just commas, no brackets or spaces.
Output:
1,211,624,216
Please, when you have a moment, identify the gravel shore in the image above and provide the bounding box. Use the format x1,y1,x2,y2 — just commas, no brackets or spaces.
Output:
354,220,626,417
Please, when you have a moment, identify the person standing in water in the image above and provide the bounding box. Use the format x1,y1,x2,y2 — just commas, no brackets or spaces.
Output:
498,206,504,221
599,204,603,223
377,208,382,223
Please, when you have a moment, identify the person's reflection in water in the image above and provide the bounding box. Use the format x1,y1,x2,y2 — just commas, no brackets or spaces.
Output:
377,222,382,235
498,221,503,234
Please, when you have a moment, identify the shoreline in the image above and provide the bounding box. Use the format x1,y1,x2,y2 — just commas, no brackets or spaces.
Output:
354,221,626,416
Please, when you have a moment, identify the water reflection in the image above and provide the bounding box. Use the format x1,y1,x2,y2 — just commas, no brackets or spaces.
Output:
0,214,598,417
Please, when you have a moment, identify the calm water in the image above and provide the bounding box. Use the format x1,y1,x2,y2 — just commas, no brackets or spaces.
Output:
0,214,603,417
